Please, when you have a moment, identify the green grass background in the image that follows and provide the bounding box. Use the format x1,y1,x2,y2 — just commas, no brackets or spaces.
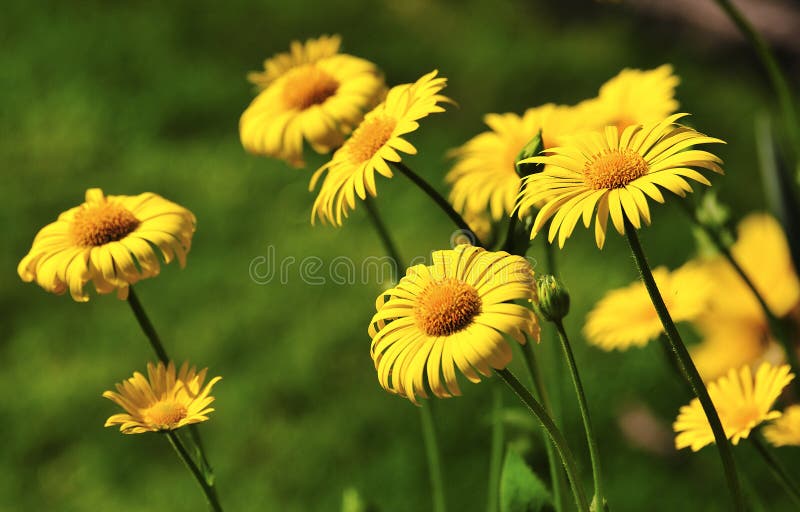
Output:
3,0,798,510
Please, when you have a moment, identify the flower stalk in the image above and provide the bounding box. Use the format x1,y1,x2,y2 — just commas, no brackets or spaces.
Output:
624,218,745,512
496,368,590,511
520,340,569,512
751,434,800,507
166,431,224,512
391,161,484,247
553,319,605,510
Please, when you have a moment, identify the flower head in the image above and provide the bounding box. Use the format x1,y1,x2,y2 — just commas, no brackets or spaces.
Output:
764,405,800,447
730,213,800,317
18,188,195,302
447,104,592,220
673,363,793,451
584,264,712,351
516,114,724,249
588,64,680,132
240,35,385,167
311,70,450,225
103,361,221,434
368,245,539,403
689,213,797,380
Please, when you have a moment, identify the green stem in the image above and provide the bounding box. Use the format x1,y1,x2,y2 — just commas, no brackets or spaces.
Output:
127,287,169,364
127,286,216,485
420,401,448,512
751,434,800,507
166,431,223,512
487,385,503,512
624,219,745,512
363,200,447,512
390,161,484,248
713,0,800,168
495,368,590,511
684,206,800,392
553,320,604,510
520,341,568,512
364,195,403,265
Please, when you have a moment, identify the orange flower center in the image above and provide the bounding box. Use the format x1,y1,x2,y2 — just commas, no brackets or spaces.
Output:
282,65,339,110
145,400,188,429
346,115,396,164
583,149,649,190
415,278,482,336
70,202,140,247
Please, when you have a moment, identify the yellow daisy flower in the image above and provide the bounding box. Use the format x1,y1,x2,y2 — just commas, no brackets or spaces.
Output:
103,361,221,434
516,113,724,249
584,263,712,351
310,70,450,225
690,214,797,380
446,104,592,221
730,213,800,317
240,34,385,167
18,188,195,302
673,363,793,451
368,244,539,403
764,405,800,447
588,64,680,132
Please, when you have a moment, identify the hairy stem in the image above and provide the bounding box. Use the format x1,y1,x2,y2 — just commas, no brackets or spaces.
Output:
624,219,745,511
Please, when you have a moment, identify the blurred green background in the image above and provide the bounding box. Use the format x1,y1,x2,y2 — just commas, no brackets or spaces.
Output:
4,0,799,510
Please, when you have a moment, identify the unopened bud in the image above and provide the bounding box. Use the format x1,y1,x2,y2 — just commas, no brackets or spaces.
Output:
535,274,570,322
515,132,543,178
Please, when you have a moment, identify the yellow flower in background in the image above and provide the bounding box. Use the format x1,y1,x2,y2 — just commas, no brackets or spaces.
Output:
584,264,711,351
690,323,783,382
240,35,385,167
103,361,221,434
673,363,793,451
690,213,797,380
446,104,591,221
18,188,195,302
730,213,800,317
246,34,342,89
516,113,724,249
588,64,679,132
311,70,450,225
764,405,800,447
369,245,539,403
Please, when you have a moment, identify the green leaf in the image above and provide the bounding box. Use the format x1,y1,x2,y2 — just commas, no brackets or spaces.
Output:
500,446,552,512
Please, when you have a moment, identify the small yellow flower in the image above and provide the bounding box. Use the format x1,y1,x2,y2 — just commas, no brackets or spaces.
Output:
446,104,592,220
240,35,385,167
103,361,221,434
516,114,724,249
368,245,539,403
764,405,800,447
311,70,450,225
673,363,793,451
584,264,712,351
18,188,195,302
587,64,680,132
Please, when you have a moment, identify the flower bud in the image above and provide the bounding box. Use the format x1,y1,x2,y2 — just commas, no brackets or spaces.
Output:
515,132,543,178
536,274,570,322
